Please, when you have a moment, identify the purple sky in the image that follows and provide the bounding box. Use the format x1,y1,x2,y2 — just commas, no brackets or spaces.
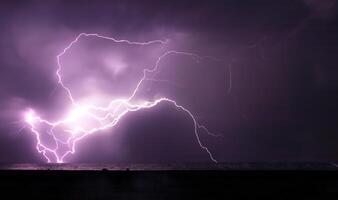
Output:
0,0,338,163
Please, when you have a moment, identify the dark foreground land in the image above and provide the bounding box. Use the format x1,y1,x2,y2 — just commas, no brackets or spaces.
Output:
1,163,338,199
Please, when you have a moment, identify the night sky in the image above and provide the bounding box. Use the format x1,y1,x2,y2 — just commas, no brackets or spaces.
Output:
0,0,338,163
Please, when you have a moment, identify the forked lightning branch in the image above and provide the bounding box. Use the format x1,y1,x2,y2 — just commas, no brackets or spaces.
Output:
24,33,222,163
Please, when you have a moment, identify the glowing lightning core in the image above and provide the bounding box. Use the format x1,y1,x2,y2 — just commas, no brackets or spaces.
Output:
24,33,220,163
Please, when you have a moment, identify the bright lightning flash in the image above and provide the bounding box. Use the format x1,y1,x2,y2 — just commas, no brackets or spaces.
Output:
24,33,220,163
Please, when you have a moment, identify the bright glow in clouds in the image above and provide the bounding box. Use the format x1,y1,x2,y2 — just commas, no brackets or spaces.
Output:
103,56,128,76
24,33,221,163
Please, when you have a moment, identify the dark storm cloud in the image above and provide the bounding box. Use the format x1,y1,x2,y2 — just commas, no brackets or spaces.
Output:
302,0,337,19
0,0,337,163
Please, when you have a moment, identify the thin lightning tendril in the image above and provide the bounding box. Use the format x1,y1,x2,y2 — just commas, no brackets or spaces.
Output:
25,33,221,163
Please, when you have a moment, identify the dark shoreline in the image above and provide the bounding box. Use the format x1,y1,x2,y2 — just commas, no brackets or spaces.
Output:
0,162,338,170
1,163,338,199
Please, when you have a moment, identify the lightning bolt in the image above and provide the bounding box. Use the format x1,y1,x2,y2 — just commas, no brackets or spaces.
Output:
24,33,222,163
